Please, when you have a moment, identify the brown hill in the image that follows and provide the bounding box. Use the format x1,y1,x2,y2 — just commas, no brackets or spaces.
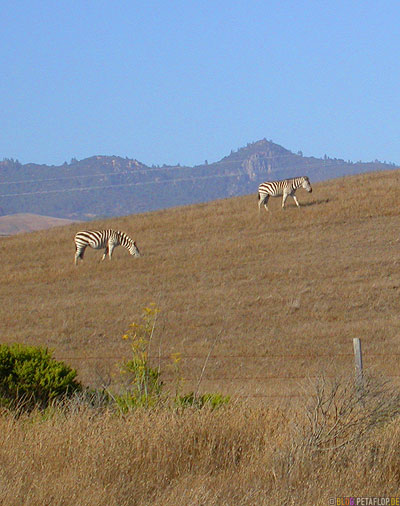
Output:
0,213,77,236
1,169,400,399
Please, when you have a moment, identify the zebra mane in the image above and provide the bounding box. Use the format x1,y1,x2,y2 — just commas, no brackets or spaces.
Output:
114,230,135,245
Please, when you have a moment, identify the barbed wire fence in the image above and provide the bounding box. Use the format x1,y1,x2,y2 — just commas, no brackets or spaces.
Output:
56,340,400,399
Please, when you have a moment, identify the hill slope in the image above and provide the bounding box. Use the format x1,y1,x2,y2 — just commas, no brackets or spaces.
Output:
1,169,400,399
1,139,396,220
0,213,77,236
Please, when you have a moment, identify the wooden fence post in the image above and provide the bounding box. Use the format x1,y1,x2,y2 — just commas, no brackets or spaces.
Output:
353,338,363,390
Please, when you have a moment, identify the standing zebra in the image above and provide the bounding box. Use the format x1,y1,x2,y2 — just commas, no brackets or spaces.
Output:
258,176,312,212
74,229,141,265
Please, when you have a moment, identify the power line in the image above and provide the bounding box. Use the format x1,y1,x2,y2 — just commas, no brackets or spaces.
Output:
0,158,329,199
0,153,302,187
0,169,145,186
0,171,253,198
0,166,187,186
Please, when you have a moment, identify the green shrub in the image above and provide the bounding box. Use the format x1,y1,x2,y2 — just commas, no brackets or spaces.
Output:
175,392,230,410
115,390,160,413
0,343,82,410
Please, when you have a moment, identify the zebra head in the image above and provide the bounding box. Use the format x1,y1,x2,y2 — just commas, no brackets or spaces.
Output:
129,241,141,257
302,176,312,193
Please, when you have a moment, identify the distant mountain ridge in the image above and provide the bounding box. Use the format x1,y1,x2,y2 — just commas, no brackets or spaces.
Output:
0,139,397,220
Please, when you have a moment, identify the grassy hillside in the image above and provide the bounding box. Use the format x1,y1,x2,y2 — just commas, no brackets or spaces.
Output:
2,169,400,505
0,213,77,236
1,169,400,399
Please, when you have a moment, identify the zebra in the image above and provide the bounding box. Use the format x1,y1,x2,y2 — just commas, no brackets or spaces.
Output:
258,176,312,212
74,229,141,265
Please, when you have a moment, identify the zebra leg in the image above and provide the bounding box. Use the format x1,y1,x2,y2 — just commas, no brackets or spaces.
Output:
108,243,115,260
75,246,85,265
259,195,269,212
282,193,289,208
293,195,300,207
101,246,109,261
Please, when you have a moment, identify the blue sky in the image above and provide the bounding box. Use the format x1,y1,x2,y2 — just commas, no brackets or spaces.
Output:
1,1,399,167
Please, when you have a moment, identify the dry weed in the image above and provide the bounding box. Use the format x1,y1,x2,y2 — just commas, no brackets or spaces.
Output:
0,396,399,505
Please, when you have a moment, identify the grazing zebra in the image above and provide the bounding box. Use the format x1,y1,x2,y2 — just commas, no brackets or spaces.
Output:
258,176,312,212
74,229,141,265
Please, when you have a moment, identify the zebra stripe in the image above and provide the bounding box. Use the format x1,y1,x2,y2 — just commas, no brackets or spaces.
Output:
258,176,312,212
74,229,141,265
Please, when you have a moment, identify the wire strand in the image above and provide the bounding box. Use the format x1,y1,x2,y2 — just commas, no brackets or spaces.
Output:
0,152,301,186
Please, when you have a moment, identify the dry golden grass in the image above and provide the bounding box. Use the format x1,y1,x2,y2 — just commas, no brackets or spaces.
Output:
0,399,400,505
0,213,76,236
1,169,400,395
1,170,400,504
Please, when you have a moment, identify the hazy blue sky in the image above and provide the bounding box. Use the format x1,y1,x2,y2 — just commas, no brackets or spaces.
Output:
1,1,399,167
